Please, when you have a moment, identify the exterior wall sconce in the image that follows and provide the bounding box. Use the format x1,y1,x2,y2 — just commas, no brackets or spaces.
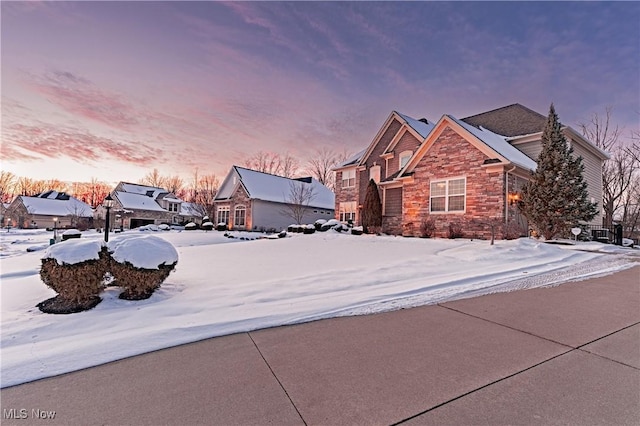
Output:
508,192,520,206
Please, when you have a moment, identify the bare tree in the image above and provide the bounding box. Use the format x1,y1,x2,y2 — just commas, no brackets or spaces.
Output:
0,171,16,203
164,175,184,195
280,152,300,178
281,180,316,225
243,151,301,177
305,147,352,191
139,168,166,188
579,107,638,228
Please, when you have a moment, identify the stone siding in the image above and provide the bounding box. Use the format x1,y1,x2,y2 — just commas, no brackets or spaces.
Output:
386,131,421,178
334,169,360,223
402,126,506,239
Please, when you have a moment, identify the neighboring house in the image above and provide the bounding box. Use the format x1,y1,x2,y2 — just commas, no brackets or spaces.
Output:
5,191,93,229
213,166,335,231
333,104,608,239
99,182,204,229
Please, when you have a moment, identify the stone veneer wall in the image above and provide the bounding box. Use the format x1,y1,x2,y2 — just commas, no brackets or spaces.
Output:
402,127,506,239
215,186,253,230
334,169,360,223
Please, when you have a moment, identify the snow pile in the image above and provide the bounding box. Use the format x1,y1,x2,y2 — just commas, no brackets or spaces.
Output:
108,235,178,269
42,238,104,265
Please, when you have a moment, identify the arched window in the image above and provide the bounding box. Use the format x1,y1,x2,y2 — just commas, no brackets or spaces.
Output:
234,205,246,228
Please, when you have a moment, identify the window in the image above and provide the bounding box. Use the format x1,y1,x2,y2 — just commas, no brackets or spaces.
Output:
430,178,466,213
342,169,356,188
168,203,179,212
339,201,357,222
234,206,246,227
370,165,381,184
399,151,412,169
217,206,230,224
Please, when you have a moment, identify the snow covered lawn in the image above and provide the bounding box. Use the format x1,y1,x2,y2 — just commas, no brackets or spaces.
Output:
0,228,635,388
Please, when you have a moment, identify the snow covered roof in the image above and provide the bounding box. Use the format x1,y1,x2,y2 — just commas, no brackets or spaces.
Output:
218,166,335,210
19,193,93,217
396,112,435,138
335,149,366,169
119,183,167,199
114,191,166,212
447,115,538,171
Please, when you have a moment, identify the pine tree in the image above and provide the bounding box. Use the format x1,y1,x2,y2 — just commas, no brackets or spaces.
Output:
519,104,598,240
361,179,382,234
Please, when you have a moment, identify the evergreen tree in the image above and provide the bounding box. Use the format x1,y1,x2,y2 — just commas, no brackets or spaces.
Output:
519,104,598,240
361,179,382,234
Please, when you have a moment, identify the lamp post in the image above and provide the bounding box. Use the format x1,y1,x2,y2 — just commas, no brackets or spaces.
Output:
104,194,114,242
53,217,58,242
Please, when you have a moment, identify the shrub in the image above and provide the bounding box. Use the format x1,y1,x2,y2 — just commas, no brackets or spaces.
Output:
351,226,363,235
185,222,197,230
202,221,214,231
314,219,327,231
38,243,110,314
419,219,436,238
215,222,227,231
108,236,178,300
448,222,464,239
303,224,316,234
61,229,82,241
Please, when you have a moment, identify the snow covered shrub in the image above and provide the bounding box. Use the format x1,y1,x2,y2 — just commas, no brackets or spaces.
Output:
303,224,316,234
351,226,363,235
61,229,82,241
320,219,340,232
108,236,178,300
287,224,296,232
420,219,436,238
38,239,110,314
185,222,197,230
201,221,214,231
448,222,464,239
216,222,227,231
314,219,327,231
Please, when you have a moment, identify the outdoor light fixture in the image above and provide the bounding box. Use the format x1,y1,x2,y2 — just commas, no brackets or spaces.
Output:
508,192,520,206
104,194,114,242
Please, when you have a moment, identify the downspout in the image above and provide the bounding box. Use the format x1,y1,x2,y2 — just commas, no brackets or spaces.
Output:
505,165,516,225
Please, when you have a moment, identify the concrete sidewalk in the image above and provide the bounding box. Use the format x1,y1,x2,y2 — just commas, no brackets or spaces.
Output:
2,266,639,425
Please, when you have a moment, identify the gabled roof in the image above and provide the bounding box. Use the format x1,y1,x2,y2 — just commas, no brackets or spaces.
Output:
395,112,434,138
402,114,537,176
334,148,366,169
462,103,547,137
17,192,93,217
448,115,537,171
114,191,166,212
357,111,435,167
180,202,205,217
216,166,335,210
113,181,183,211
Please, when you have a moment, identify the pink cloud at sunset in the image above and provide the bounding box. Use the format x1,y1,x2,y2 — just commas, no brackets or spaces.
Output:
1,1,638,184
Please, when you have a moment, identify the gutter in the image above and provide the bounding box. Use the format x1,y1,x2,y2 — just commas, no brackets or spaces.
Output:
505,165,516,225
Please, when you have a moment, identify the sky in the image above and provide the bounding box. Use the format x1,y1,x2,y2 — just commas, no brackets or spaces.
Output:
1,1,639,185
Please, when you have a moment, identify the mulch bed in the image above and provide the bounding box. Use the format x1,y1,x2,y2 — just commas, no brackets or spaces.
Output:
36,295,102,314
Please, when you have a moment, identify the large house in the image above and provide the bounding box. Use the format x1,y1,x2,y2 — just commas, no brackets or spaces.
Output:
213,166,335,231
333,104,608,239
5,191,93,229
99,182,204,229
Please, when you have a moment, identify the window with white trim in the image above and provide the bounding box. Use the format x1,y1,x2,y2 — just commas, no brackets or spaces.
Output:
430,178,466,212
399,151,412,169
339,201,357,222
370,165,381,184
217,206,230,224
341,169,355,188
168,202,179,212
234,206,246,227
